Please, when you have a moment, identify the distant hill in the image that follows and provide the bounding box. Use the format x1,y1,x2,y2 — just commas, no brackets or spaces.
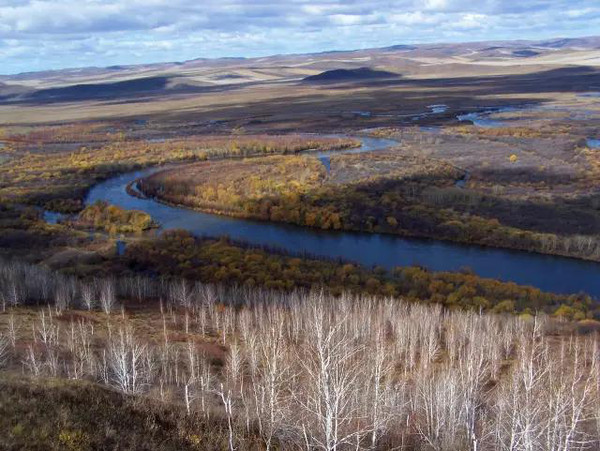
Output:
2,35,599,82
512,50,540,57
21,77,169,102
1,35,599,106
303,67,399,83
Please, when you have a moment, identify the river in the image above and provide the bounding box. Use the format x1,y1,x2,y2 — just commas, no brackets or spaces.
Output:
85,134,600,297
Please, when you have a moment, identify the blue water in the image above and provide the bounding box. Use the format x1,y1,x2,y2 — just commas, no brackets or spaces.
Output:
428,104,449,114
85,137,600,297
315,136,397,173
587,138,600,149
457,112,503,128
43,211,69,224
457,106,524,128
578,92,600,98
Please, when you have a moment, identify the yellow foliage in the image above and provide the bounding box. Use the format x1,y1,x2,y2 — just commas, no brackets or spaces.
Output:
58,430,90,451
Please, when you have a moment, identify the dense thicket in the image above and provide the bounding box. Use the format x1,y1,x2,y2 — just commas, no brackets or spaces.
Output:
77,200,156,233
122,230,595,319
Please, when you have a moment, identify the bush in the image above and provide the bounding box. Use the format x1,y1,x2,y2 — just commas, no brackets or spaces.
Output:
77,201,156,233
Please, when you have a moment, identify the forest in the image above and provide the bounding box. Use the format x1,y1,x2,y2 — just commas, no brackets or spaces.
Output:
0,259,599,450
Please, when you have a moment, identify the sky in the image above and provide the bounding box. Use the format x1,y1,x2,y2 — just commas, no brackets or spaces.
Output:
1,0,599,74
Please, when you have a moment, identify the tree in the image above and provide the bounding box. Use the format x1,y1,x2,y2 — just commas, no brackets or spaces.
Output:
295,303,370,450
80,281,96,310
0,334,9,368
107,326,152,395
250,319,290,451
99,279,116,314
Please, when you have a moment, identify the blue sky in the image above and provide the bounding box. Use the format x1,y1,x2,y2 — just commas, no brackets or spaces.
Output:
1,0,599,74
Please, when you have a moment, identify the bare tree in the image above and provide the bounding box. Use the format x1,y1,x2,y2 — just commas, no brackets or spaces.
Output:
23,344,42,377
366,328,395,449
169,279,194,310
107,326,152,394
99,279,117,314
250,319,290,451
0,334,9,368
80,281,96,310
34,310,59,346
295,304,370,450
6,313,19,348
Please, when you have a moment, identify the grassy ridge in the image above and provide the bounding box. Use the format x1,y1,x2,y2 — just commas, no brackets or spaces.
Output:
0,374,240,451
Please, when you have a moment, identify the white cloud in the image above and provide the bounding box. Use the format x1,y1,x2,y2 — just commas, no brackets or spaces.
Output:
451,13,490,30
423,0,448,11
389,12,439,26
0,0,598,73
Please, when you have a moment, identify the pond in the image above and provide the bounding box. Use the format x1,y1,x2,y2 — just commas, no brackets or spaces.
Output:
587,138,600,149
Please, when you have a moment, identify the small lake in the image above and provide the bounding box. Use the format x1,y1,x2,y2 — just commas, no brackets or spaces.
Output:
587,138,600,149
43,211,69,224
85,136,600,298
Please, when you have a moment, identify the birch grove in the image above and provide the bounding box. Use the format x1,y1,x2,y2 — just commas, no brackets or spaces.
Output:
0,260,598,450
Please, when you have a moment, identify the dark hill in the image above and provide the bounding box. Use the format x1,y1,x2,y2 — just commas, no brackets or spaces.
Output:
25,76,170,102
512,50,540,57
303,67,399,83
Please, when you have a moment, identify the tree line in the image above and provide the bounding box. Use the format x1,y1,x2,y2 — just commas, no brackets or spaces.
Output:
120,230,595,319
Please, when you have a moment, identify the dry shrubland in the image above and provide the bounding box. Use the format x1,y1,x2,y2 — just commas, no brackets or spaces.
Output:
0,259,598,450
0,128,357,212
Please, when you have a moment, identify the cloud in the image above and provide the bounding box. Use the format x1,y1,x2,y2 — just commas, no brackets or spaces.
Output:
0,0,599,73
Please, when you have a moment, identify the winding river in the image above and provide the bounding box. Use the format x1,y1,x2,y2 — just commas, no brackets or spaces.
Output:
85,133,600,298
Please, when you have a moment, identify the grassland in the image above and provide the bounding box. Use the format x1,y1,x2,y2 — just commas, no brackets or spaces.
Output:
0,374,234,451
